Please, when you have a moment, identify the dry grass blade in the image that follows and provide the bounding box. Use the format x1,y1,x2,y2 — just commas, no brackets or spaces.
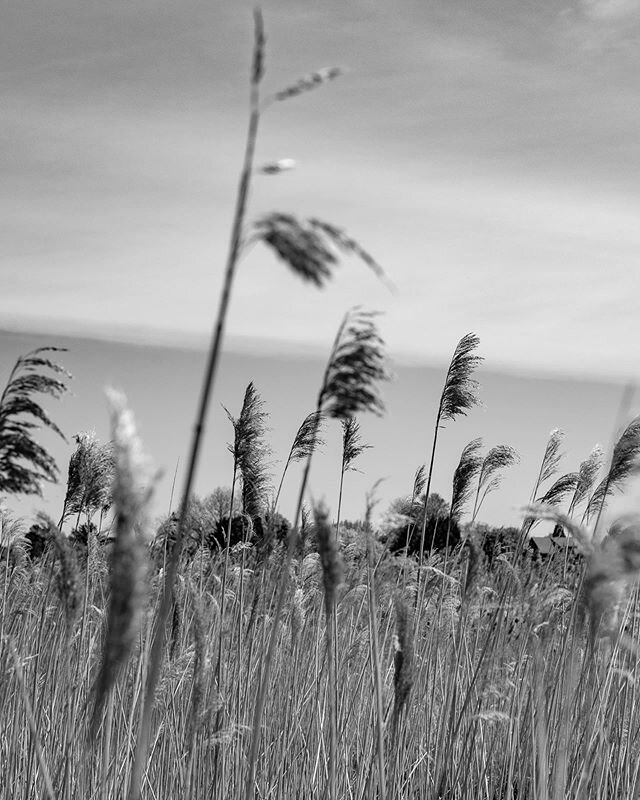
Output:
318,308,390,420
90,390,154,739
0,347,71,496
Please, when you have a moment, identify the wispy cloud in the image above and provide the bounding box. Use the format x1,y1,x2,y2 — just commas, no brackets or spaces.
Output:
580,0,640,20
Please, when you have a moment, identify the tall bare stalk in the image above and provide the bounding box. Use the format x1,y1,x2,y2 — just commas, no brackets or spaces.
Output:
126,15,266,798
415,333,482,617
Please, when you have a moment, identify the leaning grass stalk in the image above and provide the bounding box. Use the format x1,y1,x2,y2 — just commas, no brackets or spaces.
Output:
127,14,264,800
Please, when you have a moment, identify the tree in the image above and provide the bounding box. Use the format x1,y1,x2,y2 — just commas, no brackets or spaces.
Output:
385,493,460,556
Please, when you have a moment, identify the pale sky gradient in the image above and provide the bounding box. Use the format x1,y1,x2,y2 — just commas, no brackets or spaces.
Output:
1,328,637,532
2,1,640,379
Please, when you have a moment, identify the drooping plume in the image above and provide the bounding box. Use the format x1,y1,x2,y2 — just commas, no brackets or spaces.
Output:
289,411,326,464
450,438,484,524
536,429,566,492
252,214,392,290
472,444,519,522
274,411,326,509
0,347,70,496
318,308,390,420
537,472,579,507
586,417,640,523
61,432,114,526
569,445,604,514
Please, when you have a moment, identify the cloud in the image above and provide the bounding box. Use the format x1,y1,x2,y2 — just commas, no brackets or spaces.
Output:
581,0,640,19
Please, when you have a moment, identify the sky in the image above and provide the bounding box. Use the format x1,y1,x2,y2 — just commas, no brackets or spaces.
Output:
0,328,637,534
1,2,640,528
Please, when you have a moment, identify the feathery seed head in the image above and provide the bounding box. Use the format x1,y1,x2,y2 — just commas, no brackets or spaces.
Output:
539,429,565,486
451,438,483,522
341,417,372,473
392,593,415,719
91,390,154,740
318,308,390,420
412,464,427,501
538,472,579,507
252,214,392,290
289,411,326,464
225,382,271,518
439,333,483,423
313,503,343,615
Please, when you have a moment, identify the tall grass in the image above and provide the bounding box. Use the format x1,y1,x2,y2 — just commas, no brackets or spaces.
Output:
3,11,640,800
4,501,640,799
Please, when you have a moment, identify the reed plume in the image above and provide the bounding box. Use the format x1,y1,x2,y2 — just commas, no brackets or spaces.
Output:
532,428,565,500
274,410,325,508
341,417,371,472
0,346,70,496
471,444,519,522
91,390,154,740
412,464,427,501
568,444,604,515
252,214,393,290
318,307,390,420
417,333,482,586
586,416,640,527
450,438,483,524
538,471,579,507
224,382,271,519
60,432,114,529
245,309,389,800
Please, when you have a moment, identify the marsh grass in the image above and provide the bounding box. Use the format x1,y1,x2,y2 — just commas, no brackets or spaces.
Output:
6,510,640,800
3,11,640,800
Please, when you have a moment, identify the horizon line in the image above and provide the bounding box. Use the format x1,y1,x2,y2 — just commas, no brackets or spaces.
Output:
0,314,632,388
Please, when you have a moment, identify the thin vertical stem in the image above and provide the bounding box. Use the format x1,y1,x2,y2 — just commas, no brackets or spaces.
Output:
127,12,264,799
